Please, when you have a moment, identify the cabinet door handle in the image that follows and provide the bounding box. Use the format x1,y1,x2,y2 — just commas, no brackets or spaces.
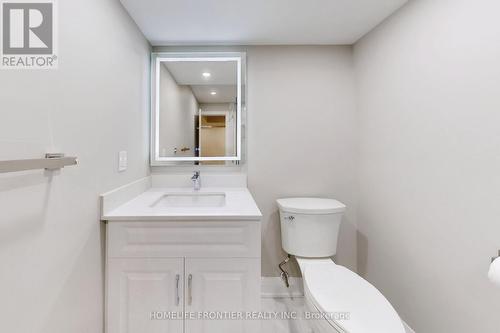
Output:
188,274,193,305
175,274,180,306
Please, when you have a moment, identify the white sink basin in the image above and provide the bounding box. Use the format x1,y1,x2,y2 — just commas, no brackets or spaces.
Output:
151,192,226,208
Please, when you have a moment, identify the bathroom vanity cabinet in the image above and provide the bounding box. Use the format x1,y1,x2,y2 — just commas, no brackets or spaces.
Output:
105,220,261,333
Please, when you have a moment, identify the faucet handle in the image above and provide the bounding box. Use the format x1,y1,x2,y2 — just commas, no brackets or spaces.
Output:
191,171,201,190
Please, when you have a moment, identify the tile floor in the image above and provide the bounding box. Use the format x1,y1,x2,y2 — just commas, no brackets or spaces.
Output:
261,297,314,333
261,296,412,333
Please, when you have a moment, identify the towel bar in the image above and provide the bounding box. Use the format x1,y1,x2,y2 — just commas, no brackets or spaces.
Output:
0,153,78,173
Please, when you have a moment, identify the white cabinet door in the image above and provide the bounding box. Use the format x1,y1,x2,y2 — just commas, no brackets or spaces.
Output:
185,258,261,333
107,258,184,333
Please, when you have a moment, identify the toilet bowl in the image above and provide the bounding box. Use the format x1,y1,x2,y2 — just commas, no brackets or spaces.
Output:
277,198,405,333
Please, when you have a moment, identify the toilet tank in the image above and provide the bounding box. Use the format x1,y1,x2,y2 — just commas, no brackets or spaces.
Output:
277,198,346,258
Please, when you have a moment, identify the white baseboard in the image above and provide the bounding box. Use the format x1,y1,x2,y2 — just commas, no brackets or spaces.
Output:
261,277,304,298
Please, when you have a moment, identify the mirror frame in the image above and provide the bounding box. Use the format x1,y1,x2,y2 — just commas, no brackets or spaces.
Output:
150,52,245,166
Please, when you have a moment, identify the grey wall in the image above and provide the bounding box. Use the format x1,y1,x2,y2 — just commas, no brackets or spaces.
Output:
159,64,198,157
246,46,358,276
0,0,150,332
354,0,500,331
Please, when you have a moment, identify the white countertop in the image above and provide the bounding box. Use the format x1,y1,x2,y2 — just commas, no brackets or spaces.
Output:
102,187,262,221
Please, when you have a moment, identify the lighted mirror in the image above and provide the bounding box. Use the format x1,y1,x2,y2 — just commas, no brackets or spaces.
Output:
151,52,245,166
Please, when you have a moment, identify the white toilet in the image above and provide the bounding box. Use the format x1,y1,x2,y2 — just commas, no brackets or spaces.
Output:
277,198,405,333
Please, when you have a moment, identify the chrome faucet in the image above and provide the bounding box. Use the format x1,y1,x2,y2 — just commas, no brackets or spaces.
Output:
191,171,201,191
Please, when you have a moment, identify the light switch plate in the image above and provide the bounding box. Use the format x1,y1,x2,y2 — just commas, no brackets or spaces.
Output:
118,151,127,172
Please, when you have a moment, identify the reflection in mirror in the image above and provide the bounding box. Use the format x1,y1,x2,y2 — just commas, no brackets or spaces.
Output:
151,53,245,166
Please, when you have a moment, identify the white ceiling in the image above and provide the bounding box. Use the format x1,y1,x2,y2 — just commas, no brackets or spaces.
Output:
191,85,236,104
120,0,407,45
163,61,237,85
162,61,237,103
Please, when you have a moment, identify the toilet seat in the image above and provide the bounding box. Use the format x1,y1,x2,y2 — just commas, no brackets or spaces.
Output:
298,258,405,333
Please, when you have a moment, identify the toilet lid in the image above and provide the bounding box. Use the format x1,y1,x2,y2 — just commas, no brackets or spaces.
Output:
303,262,406,333
277,197,346,214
